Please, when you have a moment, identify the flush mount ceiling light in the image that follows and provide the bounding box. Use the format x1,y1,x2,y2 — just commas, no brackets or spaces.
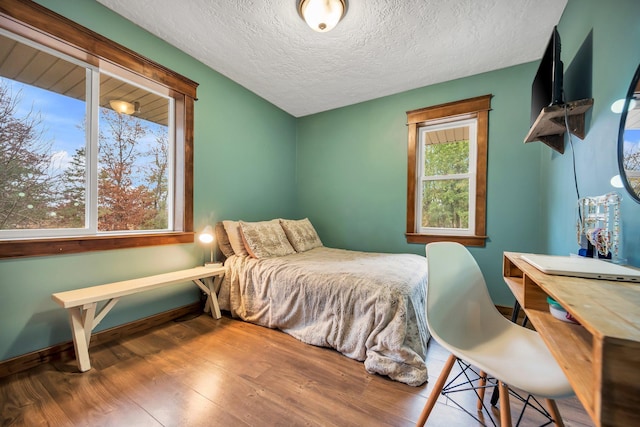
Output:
297,0,347,33
109,100,140,115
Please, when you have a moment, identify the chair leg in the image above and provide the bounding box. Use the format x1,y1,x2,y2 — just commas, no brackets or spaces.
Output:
477,370,487,410
416,354,457,427
498,381,512,427
545,399,565,427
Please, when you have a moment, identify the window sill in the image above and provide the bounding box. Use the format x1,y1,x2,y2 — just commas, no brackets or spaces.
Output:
0,232,195,259
405,233,487,247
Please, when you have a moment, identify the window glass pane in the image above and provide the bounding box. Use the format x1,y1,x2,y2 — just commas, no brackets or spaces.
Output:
0,2,196,258
423,128,469,176
421,179,469,229
0,33,87,231
98,75,171,232
622,128,640,195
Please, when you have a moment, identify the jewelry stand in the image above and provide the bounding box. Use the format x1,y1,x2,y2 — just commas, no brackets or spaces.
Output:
576,192,622,263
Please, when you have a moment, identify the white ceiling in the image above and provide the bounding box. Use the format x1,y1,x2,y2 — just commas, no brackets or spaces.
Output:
96,0,568,118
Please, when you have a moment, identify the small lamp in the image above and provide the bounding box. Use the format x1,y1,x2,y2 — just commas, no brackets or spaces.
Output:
198,225,221,268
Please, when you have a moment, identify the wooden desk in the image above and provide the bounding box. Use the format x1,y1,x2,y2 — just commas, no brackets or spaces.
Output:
503,252,640,427
52,266,225,372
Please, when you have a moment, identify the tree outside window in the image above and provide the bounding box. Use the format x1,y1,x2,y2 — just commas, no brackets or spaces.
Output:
419,119,476,234
622,128,640,195
0,0,197,259
0,70,171,236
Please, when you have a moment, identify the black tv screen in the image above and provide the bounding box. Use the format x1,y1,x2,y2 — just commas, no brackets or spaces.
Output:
531,26,564,125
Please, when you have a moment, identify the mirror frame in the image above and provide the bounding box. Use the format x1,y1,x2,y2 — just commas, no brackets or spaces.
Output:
617,62,640,204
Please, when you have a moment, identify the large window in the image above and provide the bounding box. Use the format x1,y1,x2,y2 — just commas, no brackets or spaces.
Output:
406,95,491,246
0,1,198,258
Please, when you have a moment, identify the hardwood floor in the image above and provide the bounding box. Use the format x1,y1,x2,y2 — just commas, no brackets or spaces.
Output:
0,313,594,426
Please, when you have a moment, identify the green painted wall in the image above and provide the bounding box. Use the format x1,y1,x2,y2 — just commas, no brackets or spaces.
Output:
0,0,297,361
2,0,638,364
296,64,545,306
543,0,640,264
296,0,640,305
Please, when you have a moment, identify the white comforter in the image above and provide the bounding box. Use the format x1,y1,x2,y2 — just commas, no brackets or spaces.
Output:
217,247,429,386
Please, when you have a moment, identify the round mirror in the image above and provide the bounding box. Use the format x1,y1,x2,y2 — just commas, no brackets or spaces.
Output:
618,63,640,203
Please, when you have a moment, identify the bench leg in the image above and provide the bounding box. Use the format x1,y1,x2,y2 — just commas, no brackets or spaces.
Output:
193,276,222,319
67,303,96,372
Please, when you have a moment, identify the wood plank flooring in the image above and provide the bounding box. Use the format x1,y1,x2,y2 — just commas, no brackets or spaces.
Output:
0,313,595,426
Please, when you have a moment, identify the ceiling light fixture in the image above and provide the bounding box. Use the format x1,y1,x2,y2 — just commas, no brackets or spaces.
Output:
297,0,347,33
109,100,140,115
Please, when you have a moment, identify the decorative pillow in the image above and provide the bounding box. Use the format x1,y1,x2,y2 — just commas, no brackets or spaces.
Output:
222,220,249,257
280,218,323,252
215,222,234,258
239,219,296,259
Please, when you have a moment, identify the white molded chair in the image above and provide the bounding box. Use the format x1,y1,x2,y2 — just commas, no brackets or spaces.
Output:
417,242,574,427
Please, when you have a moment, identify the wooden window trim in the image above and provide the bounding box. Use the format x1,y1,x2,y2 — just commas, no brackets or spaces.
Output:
0,0,198,259
406,95,491,247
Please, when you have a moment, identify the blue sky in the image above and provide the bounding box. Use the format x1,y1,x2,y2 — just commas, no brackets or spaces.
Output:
3,76,167,176
624,128,640,171
4,77,85,172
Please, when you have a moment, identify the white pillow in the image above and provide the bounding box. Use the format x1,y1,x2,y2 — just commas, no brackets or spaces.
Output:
222,220,249,257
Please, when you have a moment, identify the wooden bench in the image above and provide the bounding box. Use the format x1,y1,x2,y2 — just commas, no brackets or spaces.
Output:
51,266,225,372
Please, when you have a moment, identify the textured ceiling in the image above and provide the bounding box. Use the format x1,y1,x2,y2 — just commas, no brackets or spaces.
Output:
96,0,568,117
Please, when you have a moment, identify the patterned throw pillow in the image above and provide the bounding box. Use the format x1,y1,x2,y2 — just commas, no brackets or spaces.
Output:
280,218,323,252
239,219,296,258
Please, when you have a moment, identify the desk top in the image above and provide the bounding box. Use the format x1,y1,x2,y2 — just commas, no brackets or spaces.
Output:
504,252,640,342
503,252,640,427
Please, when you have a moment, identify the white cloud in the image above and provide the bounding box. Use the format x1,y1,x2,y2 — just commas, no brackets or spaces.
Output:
49,150,73,172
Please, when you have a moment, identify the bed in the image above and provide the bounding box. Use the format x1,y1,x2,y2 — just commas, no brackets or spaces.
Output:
214,218,430,386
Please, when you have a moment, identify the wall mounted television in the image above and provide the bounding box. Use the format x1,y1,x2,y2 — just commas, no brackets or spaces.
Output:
530,26,564,126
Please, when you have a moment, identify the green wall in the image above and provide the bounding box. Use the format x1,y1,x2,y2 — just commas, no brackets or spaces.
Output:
0,0,297,361
2,0,639,364
543,0,640,264
296,64,545,306
296,0,640,304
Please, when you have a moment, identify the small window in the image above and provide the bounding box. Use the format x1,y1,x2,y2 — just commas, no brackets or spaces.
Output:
406,95,491,246
418,118,477,235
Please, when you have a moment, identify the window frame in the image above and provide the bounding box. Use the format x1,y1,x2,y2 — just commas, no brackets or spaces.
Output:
0,0,198,258
406,95,491,247
417,117,478,236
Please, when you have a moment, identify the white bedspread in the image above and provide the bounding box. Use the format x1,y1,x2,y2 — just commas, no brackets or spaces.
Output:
217,247,429,386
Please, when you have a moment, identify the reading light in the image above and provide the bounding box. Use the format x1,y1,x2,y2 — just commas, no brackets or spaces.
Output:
297,0,347,33
611,97,637,114
199,225,214,244
199,225,220,267
109,100,140,115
